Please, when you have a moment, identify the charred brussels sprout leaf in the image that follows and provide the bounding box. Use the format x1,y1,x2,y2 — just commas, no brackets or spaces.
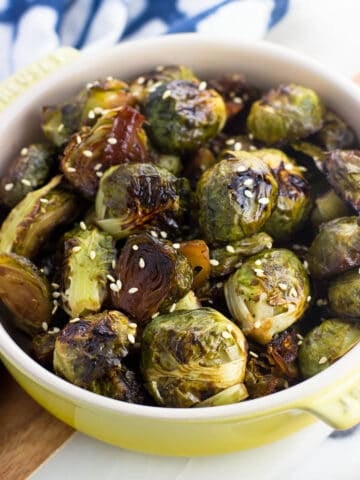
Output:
0,253,52,334
328,269,360,319
322,150,360,213
196,384,248,407
96,163,189,238
311,111,357,151
311,189,351,230
144,80,226,153
141,308,247,407
110,233,193,324
258,149,312,242
0,176,77,258
209,232,273,278
196,151,278,244
62,106,149,198
31,330,58,367
61,226,116,318
54,310,139,399
0,144,55,208
299,319,360,378
247,84,324,145
225,249,310,344
307,217,360,279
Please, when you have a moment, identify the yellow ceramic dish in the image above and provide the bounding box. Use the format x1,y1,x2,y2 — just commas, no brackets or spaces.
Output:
0,35,359,457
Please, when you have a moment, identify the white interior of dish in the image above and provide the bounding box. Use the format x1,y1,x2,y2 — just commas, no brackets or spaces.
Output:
0,35,359,420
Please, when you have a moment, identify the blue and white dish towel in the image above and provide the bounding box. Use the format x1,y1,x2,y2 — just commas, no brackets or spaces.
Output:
1,0,360,80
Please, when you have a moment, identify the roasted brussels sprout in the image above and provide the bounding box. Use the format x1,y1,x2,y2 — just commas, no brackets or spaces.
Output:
178,239,210,289
322,150,360,213
0,144,55,208
299,319,360,378
311,189,351,230
255,149,312,242
0,176,77,258
0,253,52,334
312,111,357,150
307,216,360,279
141,307,247,407
225,249,310,344
42,102,82,147
130,65,198,104
196,151,278,244
247,84,324,145
62,106,149,198
328,269,360,319
110,233,193,324
209,232,273,278
144,80,226,153
54,310,140,401
60,225,116,318
96,163,189,238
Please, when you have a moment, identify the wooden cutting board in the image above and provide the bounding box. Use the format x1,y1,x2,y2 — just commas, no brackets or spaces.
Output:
0,363,73,480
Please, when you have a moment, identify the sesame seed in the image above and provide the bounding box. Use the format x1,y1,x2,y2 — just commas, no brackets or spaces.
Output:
233,97,242,104
254,259,262,266
156,65,164,72
285,163,294,171
316,298,328,307
51,303,58,315
296,333,304,340
222,330,232,339
254,268,265,277
96,171,103,178
42,321,48,331
110,283,120,293
307,295,312,302
132,244,139,251
210,259,220,266
107,137,117,145
278,282,287,291
40,198,49,204
234,142,242,151
116,279,122,290
107,274,116,282
243,178,253,187
128,287,138,294
254,320,261,328
249,351,259,358
258,197,270,205
128,333,136,344
162,90,171,100
67,167,77,173
208,299,214,304
172,243,180,249
50,327,60,334
51,282,60,289
89,250,96,260
318,356,328,365
83,150,93,158
150,230,158,238
198,81,207,91
235,261,242,268
52,292,61,298
139,257,145,269
69,317,81,323
249,146,257,152
216,282,223,288
298,166,307,172
225,138,235,145
137,76,146,85
21,179,31,186
88,110,95,119
20,147,29,156
226,324,233,332
111,259,116,269
72,246,81,253
4,183,14,191
169,303,177,313
236,165,248,173
94,163,102,171
248,133,254,140
244,189,254,198
160,231,168,239
80,221,87,231
266,243,272,249
152,312,160,319
226,245,235,254
289,287,298,298
57,123,64,132
76,135,82,144
297,340,303,346
129,322,137,328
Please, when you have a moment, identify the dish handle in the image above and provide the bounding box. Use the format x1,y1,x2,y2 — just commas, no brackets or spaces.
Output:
294,368,360,430
0,48,79,112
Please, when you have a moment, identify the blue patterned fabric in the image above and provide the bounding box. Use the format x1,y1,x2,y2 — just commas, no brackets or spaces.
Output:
0,0,289,79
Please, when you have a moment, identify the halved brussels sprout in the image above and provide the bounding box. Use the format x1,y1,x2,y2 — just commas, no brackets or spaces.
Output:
141,307,247,407
322,150,360,213
209,232,273,278
54,310,137,393
328,269,360,319
307,216,360,279
96,163,189,238
0,253,52,334
312,110,357,151
144,80,226,153
0,143,55,208
61,226,116,318
225,249,310,344
196,151,278,244
258,149,311,242
299,319,360,378
247,83,324,145
110,232,193,324
0,176,77,258
311,189,351,230
62,106,149,198
178,239,210,289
